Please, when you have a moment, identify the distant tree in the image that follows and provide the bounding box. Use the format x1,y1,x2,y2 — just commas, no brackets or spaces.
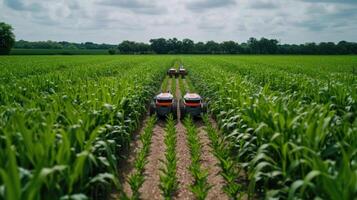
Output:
118,40,136,54
136,42,151,53
167,38,182,54
108,48,116,55
318,42,338,55
118,40,151,54
0,22,15,55
239,42,250,54
302,42,318,54
149,38,168,54
194,42,206,54
15,40,116,50
10,36,357,55
206,41,221,54
246,37,258,53
181,39,194,54
221,41,240,54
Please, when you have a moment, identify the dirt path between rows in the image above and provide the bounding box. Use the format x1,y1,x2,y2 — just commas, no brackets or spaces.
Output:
139,78,173,199
207,117,251,200
117,116,149,198
139,120,167,199
182,79,228,200
174,78,195,200
113,75,234,200
196,121,229,200
112,79,172,200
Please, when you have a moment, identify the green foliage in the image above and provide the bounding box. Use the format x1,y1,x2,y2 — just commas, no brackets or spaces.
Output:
161,76,169,92
0,56,173,199
183,116,211,200
108,49,116,55
14,40,116,51
124,116,156,200
202,116,242,199
10,49,110,55
0,22,15,55
185,55,357,199
159,115,178,199
178,77,186,96
125,116,156,200
1,55,356,199
171,77,176,98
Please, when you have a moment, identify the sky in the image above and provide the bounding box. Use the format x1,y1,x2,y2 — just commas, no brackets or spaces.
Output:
0,0,356,44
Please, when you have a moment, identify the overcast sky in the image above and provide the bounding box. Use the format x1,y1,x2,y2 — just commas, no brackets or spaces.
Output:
0,0,356,44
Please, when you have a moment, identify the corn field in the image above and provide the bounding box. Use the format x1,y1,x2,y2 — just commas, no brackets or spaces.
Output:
0,56,172,199
183,55,357,199
0,55,356,200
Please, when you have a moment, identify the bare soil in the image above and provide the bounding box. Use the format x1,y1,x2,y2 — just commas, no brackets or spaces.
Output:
139,78,173,199
110,115,149,199
196,121,229,200
174,78,195,200
120,116,148,197
182,79,228,200
113,75,248,200
139,120,167,199
208,117,251,200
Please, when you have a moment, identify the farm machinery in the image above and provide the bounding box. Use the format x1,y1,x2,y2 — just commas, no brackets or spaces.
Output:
150,92,177,118
180,93,207,119
167,66,188,78
178,66,188,78
167,68,178,78
150,92,206,119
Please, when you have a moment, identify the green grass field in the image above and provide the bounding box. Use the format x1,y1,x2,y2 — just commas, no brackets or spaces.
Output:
0,55,356,199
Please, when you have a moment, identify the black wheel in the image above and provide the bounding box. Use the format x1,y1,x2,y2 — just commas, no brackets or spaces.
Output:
180,101,186,120
172,100,178,119
202,103,208,113
149,102,155,115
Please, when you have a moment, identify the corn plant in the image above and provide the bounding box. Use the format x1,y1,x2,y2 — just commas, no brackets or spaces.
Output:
123,116,157,200
178,77,186,96
184,76,196,93
159,115,178,199
161,76,169,92
171,77,176,98
183,116,211,200
202,115,243,199
0,56,174,199
184,56,357,199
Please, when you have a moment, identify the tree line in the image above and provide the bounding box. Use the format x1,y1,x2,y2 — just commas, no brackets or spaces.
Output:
13,38,357,55
15,40,117,50
118,38,357,55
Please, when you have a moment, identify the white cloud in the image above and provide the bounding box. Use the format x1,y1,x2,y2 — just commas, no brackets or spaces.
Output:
0,0,356,43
